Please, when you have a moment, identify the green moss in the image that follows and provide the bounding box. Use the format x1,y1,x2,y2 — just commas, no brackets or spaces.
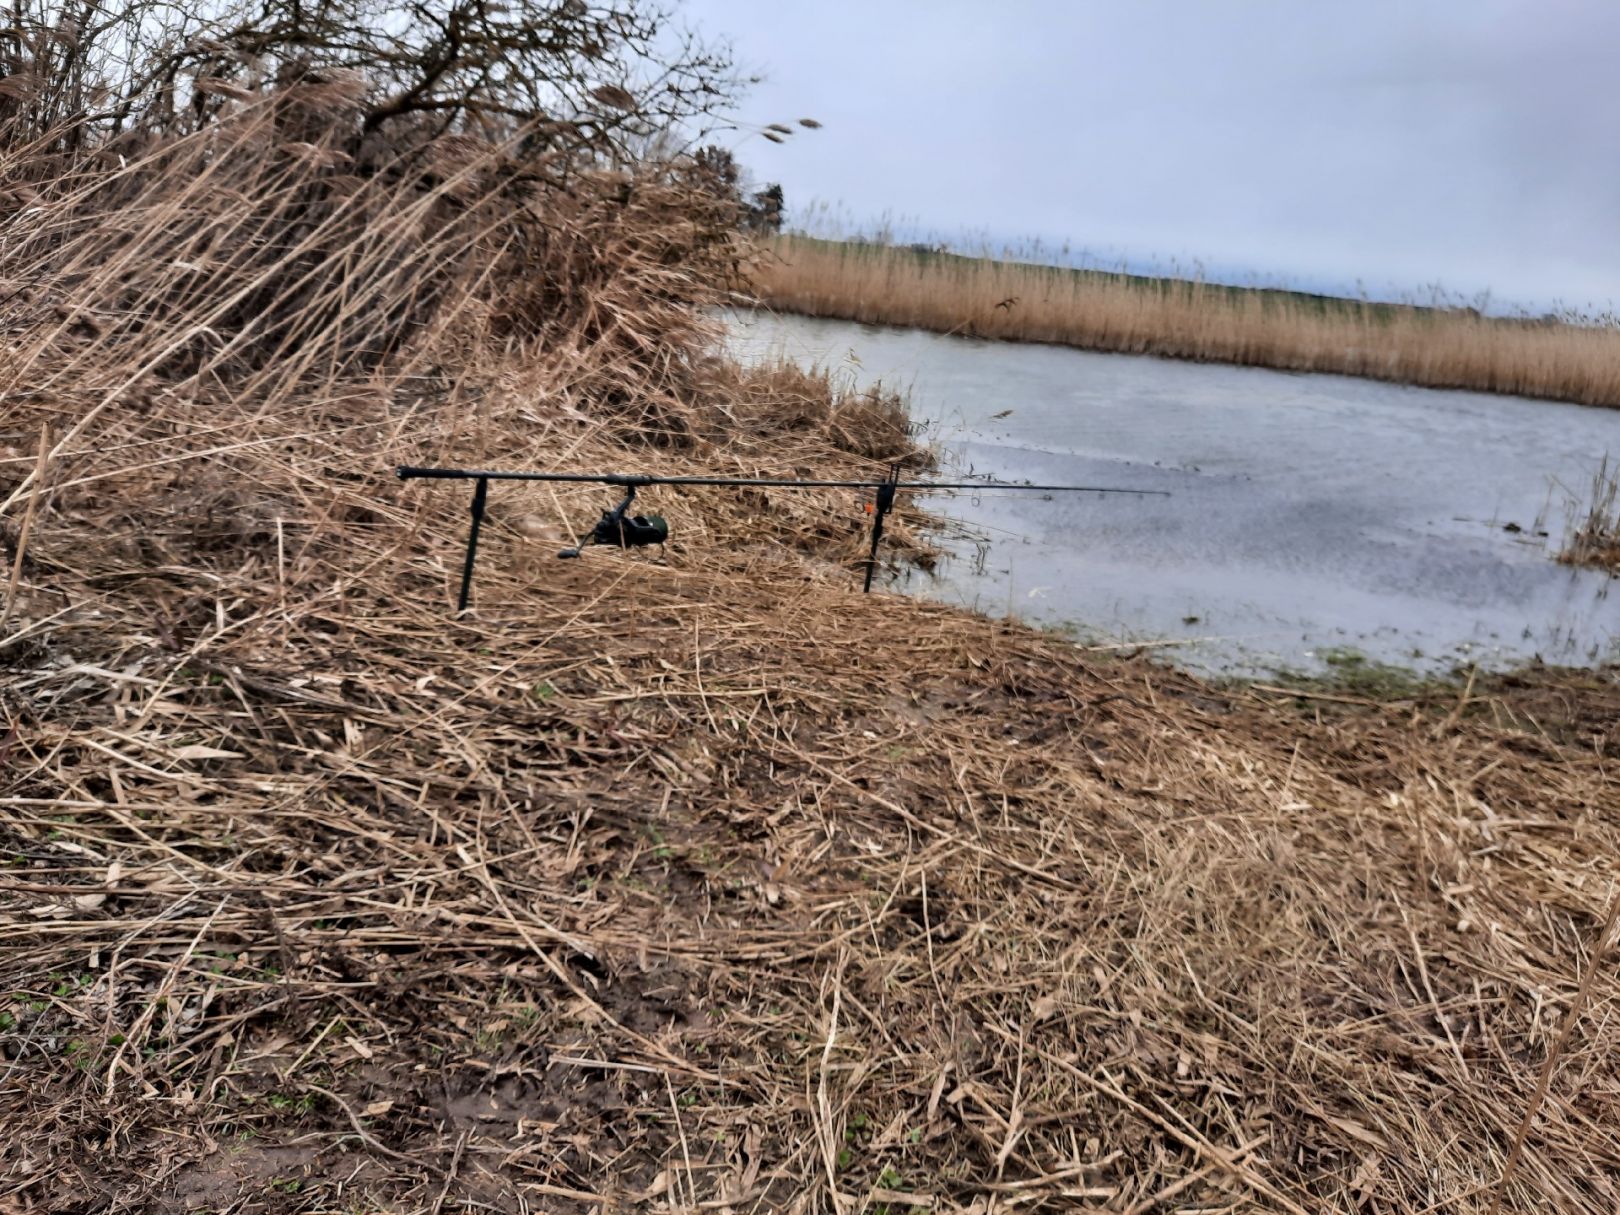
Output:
1250,646,1466,701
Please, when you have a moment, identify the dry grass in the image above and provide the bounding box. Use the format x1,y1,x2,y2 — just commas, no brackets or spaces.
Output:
753,235,1620,409
2,91,1620,1215
1561,455,1620,571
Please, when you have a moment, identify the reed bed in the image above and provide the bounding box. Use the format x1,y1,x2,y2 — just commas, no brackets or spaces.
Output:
753,235,1620,409
2,84,1620,1215
1562,455,1620,570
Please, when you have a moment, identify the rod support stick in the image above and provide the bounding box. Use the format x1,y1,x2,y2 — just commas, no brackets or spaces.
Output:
457,476,490,613
863,465,901,593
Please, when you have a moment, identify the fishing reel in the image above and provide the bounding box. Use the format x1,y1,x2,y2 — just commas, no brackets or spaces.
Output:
558,485,669,558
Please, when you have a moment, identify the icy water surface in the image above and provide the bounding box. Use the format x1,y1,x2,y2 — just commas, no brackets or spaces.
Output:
727,309,1620,677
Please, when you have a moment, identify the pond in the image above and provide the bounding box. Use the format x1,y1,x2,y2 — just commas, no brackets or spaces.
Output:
726,309,1620,677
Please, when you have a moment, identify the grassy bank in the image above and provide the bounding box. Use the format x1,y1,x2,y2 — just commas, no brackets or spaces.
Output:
753,234,1620,408
3,43,1620,1215
8,394,1620,1214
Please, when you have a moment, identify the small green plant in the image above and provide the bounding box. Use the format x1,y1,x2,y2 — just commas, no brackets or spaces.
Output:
874,1164,909,1211
642,825,674,860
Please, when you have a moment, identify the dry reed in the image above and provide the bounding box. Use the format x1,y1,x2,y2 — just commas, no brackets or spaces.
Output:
1561,455,1620,570
2,87,1619,1215
753,235,1620,409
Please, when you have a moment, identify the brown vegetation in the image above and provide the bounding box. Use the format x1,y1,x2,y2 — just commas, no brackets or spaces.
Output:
753,235,1620,409
2,10,1620,1215
1561,456,1620,571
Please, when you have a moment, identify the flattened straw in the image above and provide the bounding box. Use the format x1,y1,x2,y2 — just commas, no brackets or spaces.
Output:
1485,887,1620,1215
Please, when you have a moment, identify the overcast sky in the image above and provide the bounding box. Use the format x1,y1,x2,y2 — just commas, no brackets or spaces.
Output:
677,0,1620,312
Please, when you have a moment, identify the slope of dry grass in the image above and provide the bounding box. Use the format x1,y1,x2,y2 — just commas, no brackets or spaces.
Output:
753,235,1620,409
5,427,1619,1213
3,92,1620,1215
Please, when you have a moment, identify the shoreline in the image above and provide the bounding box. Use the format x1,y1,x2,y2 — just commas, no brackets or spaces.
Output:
752,235,1620,410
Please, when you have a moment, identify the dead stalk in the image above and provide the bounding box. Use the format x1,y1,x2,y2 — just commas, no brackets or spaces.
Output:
1,425,51,633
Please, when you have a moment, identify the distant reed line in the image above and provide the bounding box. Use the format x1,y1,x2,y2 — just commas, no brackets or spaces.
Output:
752,235,1620,409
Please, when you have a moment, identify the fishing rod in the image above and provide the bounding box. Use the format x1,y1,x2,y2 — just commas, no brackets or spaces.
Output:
396,464,1169,610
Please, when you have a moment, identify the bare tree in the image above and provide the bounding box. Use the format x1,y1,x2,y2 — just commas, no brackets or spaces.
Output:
2,0,739,162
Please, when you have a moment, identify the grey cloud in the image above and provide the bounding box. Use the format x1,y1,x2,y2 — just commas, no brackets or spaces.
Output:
679,0,1620,311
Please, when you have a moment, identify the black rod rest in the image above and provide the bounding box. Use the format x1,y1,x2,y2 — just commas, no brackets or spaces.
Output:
396,463,1168,612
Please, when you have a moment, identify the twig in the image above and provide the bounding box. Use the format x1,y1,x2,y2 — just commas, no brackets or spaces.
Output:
1,424,51,632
